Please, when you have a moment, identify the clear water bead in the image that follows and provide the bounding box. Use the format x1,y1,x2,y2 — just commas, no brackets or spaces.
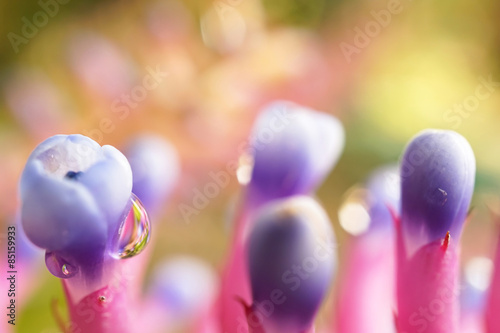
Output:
110,193,151,259
45,251,78,279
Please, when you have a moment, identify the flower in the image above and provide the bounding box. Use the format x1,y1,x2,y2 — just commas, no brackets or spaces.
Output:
246,196,336,332
246,101,344,206
220,101,344,332
123,134,180,214
400,129,475,251
396,129,475,333
19,134,133,286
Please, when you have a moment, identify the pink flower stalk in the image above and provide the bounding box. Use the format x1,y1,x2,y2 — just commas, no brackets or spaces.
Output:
245,196,336,333
218,101,344,332
485,219,500,332
335,166,399,333
396,130,475,333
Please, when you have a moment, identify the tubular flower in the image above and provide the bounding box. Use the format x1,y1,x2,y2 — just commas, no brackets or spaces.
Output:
19,134,150,333
219,101,344,332
396,129,475,333
246,100,344,206
245,196,336,333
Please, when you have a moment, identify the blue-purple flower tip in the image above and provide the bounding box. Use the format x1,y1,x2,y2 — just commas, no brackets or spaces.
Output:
366,165,400,233
19,134,133,278
247,196,336,331
400,129,475,246
124,134,180,214
247,101,344,205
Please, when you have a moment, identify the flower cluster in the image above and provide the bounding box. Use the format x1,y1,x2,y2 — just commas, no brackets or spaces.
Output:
16,102,495,333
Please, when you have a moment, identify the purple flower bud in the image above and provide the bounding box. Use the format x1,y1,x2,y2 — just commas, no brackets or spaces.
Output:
397,130,475,332
247,196,336,332
400,129,475,248
247,101,344,205
19,134,134,283
123,134,180,214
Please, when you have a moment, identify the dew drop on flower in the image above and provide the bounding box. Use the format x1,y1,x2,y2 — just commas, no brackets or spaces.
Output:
110,193,151,259
45,252,78,279
338,187,371,236
428,187,448,206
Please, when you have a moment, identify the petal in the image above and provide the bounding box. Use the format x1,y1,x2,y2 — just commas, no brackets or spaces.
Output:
21,174,106,252
78,145,132,232
247,196,336,331
401,130,475,247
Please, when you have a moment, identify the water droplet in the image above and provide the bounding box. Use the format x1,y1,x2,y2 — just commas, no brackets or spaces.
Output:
236,153,254,185
429,187,448,206
45,252,78,279
98,296,106,302
110,194,151,259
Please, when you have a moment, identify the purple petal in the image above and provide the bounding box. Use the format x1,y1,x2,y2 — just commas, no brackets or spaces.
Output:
400,129,475,248
247,101,344,205
247,196,336,331
19,134,133,282
123,135,180,214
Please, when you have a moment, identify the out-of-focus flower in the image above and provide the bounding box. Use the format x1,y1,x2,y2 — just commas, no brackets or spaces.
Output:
143,256,219,332
123,134,180,215
246,100,344,206
219,101,344,332
336,165,399,333
245,196,336,333
396,129,475,332
67,32,137,100
3,69,73,139
19,134,150,332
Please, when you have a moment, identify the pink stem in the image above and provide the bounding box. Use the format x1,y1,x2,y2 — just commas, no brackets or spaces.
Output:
335,234,395,333
219,204,252,332
486,227,500,333
63,256,146,333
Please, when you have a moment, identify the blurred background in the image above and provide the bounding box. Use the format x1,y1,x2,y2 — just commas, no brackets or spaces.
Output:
1,0,500,331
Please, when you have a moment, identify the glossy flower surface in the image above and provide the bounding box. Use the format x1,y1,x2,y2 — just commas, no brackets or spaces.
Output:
20,134,133,281
400,129,475,249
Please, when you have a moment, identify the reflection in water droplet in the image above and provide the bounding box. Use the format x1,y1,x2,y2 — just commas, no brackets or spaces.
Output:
429,187,448,206
111,194,151,259
338,187,371,236
45,252,78,279
98,296,106,302
237,153,254,185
